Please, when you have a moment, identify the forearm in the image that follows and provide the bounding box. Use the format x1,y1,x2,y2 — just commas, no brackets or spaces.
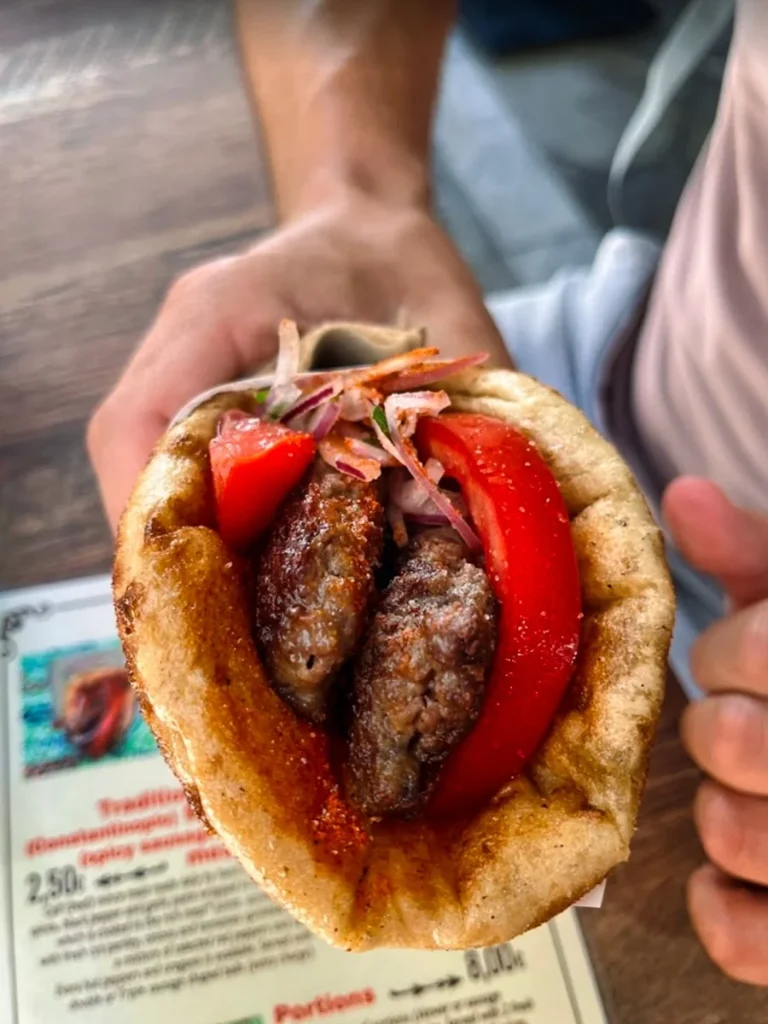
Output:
235,0,455,219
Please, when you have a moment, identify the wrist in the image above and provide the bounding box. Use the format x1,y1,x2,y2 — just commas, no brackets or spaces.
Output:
281,143,432,223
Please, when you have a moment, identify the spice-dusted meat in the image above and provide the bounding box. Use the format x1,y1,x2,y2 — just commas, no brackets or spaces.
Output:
347,528,497,816
253,461,384,722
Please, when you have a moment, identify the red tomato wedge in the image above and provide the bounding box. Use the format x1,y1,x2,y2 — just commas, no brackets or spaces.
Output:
209,414,316,550
415,413,581,816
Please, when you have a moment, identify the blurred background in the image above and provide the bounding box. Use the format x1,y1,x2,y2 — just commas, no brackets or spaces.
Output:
0,0,730,587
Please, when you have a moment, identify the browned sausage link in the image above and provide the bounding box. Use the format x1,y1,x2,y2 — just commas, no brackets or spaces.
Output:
253,460,384,722
347,528,497,816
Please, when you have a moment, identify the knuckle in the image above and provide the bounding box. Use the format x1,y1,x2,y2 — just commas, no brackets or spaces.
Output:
689,633,712,686
698,788,746,876
714,826,747,880
737,603,768,686
164,258,241,322
167,266,208,303
689,868,768,985
87,391,130,469
707,929,752,983
167,256,236,305
710,696,767,781
689,883,741,979
702,918,739,977
707,918,768,986
86,398,113,462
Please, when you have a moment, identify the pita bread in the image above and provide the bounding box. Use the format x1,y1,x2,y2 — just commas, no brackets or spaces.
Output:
114,323,674,951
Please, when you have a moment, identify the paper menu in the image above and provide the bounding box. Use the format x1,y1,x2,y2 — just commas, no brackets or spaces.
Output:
1,576,608,1024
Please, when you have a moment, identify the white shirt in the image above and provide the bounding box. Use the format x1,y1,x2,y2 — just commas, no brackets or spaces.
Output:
633,0,768,512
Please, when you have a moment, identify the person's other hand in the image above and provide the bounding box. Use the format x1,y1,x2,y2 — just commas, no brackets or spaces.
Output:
87,188,508,530
664,477,768,985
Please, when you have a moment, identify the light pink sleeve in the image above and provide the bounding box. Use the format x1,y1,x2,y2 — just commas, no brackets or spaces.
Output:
632,0,768,512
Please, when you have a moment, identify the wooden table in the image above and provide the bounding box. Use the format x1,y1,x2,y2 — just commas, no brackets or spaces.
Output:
1,3,766,1022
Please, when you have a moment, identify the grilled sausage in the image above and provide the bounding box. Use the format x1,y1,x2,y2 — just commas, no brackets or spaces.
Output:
253,460,384,722
347,528,497,815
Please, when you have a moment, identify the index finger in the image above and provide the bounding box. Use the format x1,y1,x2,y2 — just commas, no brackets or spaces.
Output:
87,261,271,532
691,599,768,698
87,387,168,533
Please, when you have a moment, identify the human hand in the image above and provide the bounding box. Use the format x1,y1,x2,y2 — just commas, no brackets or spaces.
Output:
87,188,508,530
664,477,768,985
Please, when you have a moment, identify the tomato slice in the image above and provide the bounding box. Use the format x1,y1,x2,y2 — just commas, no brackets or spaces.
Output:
209,415,316,550
415,413,581,816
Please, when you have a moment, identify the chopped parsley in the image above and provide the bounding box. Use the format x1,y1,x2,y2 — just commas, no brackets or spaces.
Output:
254,387,270,405
371,405,390,437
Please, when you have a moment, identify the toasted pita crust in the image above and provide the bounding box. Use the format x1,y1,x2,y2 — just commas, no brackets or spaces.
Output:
114,330,674,951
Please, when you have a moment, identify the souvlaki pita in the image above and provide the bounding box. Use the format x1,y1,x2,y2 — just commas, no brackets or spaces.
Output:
113,320,674,950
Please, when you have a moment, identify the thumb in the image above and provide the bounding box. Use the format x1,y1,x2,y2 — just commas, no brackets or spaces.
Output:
662,476,768,609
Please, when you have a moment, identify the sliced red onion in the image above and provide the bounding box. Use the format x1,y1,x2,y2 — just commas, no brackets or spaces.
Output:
370,417,403,463
385,394,481,553
336,460,367,480
345,347,439,388
389,470,432,515
370,398,447,475
379,353,489,392
339,387,375,422
424,457,445,485
283,380,342,424
346,437,399,466
390,469,466,520
274,319,301,387
318,437,383,482
266,383,302,419
404,512,452,526
265,320,303,416
308,402,341,440
385,390,451,440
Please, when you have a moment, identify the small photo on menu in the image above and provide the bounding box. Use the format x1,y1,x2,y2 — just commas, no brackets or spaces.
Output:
19,640,157,777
